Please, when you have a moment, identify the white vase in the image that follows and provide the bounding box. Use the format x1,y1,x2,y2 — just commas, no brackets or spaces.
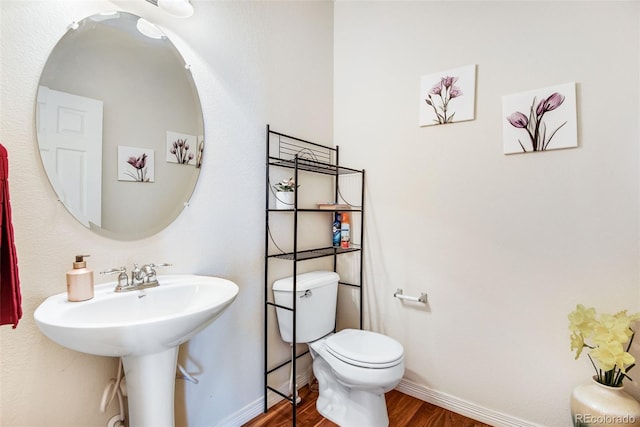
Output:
570,377,640,426
275,191,295,209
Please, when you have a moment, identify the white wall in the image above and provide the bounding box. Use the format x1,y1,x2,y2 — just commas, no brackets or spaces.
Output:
0,1,333,426
334,1,640,426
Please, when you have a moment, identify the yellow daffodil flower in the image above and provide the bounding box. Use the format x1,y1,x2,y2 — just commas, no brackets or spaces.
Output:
590,341,635,373
568,304,596,336
570,332,585,359
592,313,633,346
569,304,640,387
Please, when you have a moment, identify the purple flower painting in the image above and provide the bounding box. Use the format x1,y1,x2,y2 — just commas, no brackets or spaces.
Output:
126,153,150,182
170,138,194,164
420,64,476,127
196,137,204,168
506,92,566,152
166,131,196,166
502,82,577,155
425,76,463,124
118,146,155,182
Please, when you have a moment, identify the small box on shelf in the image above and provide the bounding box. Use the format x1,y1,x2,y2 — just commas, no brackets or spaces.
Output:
316,202,352,210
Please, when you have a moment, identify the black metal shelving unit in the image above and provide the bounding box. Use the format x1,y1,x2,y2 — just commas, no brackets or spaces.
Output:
263,125,365,425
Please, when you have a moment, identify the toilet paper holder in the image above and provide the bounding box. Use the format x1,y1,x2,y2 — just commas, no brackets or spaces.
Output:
394,288,428,304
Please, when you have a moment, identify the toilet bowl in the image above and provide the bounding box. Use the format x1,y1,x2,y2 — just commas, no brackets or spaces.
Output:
272,271,405,427
309,329,404,427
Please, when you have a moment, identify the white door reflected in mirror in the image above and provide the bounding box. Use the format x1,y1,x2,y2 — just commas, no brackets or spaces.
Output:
37,86,103,227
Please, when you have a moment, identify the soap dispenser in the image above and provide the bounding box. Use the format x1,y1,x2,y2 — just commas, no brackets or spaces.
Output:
66,255,94,302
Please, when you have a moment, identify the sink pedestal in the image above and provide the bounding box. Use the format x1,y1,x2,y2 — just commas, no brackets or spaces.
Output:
122,347,179,427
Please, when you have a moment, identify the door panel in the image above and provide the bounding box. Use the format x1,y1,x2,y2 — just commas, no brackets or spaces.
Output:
37,86,103,227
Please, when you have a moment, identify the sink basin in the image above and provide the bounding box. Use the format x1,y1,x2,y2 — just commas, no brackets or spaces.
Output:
35,274,239,357
34,274,239,427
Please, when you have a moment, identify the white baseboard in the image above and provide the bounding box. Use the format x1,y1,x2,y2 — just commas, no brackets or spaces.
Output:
395,378,539,427
214,372,310,427
214,399,264,427
217,376,537,427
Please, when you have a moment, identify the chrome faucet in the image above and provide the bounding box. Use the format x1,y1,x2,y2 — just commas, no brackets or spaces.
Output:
101,263,172,292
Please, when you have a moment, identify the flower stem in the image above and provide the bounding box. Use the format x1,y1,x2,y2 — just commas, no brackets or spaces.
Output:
587,354,600,382
626,331,635,352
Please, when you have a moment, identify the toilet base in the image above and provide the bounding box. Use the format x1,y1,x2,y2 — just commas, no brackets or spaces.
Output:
313,356,390,427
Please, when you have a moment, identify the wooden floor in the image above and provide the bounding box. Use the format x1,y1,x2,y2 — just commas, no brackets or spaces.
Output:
243,385,492,427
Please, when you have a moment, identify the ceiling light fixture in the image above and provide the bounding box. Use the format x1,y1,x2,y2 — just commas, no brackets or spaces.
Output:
136,18,164,39
157,0,194,18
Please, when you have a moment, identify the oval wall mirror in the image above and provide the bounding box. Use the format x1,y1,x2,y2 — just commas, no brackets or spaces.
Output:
36,11,204,240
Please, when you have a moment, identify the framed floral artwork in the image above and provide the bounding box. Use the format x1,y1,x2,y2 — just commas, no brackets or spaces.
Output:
195,135,204,168
166,131,196,165
419,64,477,127
118,146,154,182
502,82,577,154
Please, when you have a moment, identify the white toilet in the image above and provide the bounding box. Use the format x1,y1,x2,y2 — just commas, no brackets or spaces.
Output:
273,271,405,427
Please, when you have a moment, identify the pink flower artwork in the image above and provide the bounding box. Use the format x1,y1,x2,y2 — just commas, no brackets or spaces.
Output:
420,64,476,127
166,131,196,166
502,82,578,155
118,146,155,182
425,76,463,124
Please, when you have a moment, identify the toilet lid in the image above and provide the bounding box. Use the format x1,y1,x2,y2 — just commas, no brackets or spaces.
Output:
325,329,403,369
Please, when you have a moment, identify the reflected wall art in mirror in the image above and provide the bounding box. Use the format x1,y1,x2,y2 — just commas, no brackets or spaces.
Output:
36,11,204,240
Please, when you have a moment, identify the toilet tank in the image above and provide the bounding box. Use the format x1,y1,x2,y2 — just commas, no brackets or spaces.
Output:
272,270,339,344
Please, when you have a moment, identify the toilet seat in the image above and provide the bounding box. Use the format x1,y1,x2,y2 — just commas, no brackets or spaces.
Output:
325,329,403,369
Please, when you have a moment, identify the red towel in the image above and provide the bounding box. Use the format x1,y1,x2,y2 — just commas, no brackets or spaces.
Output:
0,144,22,328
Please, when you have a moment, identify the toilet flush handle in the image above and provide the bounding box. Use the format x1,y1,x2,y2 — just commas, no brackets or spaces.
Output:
300,290,312,298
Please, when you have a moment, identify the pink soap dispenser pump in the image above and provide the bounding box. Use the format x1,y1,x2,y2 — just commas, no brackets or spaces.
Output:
66,254,94,302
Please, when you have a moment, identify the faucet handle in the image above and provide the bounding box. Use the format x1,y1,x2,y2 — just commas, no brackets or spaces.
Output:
100,267,126,275
143,263,171,279
148,263,172,269
100,267,130,291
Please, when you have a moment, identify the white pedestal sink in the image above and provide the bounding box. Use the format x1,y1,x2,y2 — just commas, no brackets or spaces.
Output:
34,274,239,427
